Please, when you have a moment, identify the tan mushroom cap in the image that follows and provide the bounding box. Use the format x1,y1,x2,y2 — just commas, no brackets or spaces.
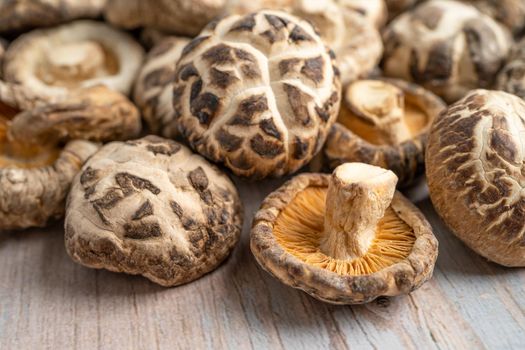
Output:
3,20,145,102
104,0,227,37
427,90,525,267
251,163,438,304
0,0,106,33
497,37,525,101
324,79,446,186
171,10,341,179
8,85,141,144
65,136,243,287
134,37,190,135
382,0,511,103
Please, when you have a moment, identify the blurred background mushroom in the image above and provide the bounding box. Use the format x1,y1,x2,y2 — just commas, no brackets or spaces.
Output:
251,163,438,304
0,0,106,34
2,20,144,103
324,79,445,186
133,36,189,135
497,37,525,100
382,0,511,103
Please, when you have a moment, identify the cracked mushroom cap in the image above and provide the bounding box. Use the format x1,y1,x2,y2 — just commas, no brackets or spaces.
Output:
324,79,446,186
134,36,190,135
461,0,525,36
0,97,98,230
382,0,511,103
8,85,141,144
497,37,525,101
170,10,341,179
426,90,525,267
291,0,383,85
104,0,227,37
65,136,243,286
3,20,144,102
0,0,106,33
251,162,438,304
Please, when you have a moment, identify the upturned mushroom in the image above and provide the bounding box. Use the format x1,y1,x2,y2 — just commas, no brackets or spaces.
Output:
324,79,445,186
426,90,525,267
65,136,243,286
0,96,98,230
497,37,525,100
382,0,511,103
170,10,341,179
3,20,144,103
0,0,106,33
134,36,190,135
104,0,227,37
251,162,438,304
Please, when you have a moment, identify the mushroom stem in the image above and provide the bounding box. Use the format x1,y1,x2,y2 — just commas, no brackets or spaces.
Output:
347,80,412,145
320,163,398,260
46,42,105,82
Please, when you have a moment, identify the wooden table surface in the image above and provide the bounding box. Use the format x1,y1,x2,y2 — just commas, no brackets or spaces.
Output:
0,176,523,350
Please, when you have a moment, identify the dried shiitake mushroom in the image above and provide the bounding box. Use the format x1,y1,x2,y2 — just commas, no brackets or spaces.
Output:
461,0,525,36
104,0,227,37
0,0,105,33
291,0,383,84
65,136,243,286
251,162,438,304
8,85,141,144
382,0,511,103
0,96,98,230
134,37,189,135
170,10,341,179
324,79,445,186
497,37,525,100
427,90,525,267
3,20,144,101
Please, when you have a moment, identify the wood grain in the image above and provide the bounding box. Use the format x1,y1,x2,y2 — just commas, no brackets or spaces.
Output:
0,177,523,350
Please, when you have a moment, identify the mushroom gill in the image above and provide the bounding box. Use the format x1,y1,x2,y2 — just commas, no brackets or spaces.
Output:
337,80,429,146
273,164,415,275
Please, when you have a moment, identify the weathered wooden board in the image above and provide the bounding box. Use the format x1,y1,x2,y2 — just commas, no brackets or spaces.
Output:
0,177,523,350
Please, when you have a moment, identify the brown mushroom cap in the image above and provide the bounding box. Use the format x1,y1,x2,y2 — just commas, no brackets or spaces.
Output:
382,0,511,103
133,36,190,135
170,10,341,179
251,162,438,304
324,79,446,186
426,90,525,267
291,0,383,85
461,0,525,36
104,0,227,37
65,136,243,286
0,0,106,33
497,37,525,100
8,85,141,144
3,20,145,102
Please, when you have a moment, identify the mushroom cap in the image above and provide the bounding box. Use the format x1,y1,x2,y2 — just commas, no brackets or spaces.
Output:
382,0,511,103
134,36,190,135
291,0,383,85
0,0,106,33
9,85,141,144
170,10,341,179
497,37,525,100
462,0,525,36
251,171,437,304
0,139,98,230
65,136,243,286
324,79,446,186
104,0,227,37
426,89,525,267
3,20,145,101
